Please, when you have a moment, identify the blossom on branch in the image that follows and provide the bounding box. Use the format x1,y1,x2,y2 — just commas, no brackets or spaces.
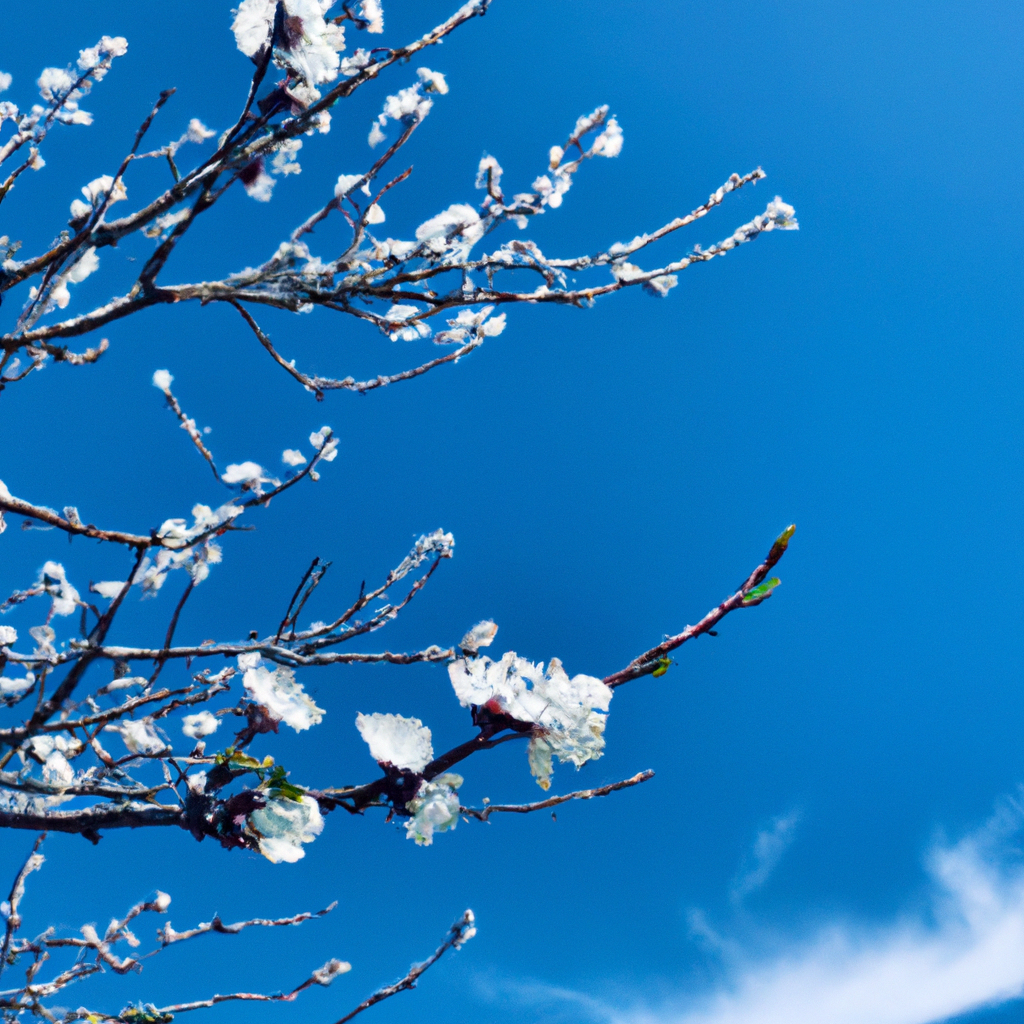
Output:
405,773,462,846
243,660,324,732
247,792,324,863
356,712,433,771
449,652,613,789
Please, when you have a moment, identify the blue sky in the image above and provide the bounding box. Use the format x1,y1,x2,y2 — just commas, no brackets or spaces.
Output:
1,1,1022,1023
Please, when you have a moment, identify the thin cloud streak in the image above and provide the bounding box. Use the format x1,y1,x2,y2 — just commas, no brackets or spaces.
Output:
614,802,1024,1024
730,810,802,904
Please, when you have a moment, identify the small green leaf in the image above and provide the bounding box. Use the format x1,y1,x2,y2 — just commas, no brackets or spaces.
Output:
767,524,796,563
744,577,781,603
651,657,672,678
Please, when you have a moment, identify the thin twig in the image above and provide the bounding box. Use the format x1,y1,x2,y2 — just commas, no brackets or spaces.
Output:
460,770,654,821
331,911,476,1024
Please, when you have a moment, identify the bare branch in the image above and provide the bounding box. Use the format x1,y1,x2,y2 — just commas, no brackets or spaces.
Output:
602,525,796,688
0,834,46,981
331,910,476,1024
460,770,654,821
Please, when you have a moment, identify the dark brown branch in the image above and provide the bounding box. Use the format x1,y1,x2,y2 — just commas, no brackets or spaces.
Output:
602,525,795,688
159,903,336,946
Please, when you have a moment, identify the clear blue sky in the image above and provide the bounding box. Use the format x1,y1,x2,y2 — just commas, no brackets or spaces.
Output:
1,2,1022,1023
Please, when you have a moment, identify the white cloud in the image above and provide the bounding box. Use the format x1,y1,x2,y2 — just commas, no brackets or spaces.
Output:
730,810,802,904
493,797,1024,1024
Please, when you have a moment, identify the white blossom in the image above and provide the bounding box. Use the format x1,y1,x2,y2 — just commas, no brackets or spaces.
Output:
221,461,279,493
237,652,262,671
29,626,55,658
360,0,383,32
152,369,173,390
76,36,128,75
334,173,363,198
765,196,799,230
232,0,345,86
356,712,433,772
405,773,462,846
449,652,613,789
244,664,324,731
38,561,80,616
460,620,498,654
309,426,339,461
365,202,385,224
1,673,34,698
0,73,11,94
248,793,323,863
81,174,127,207
282,448,307,466
105,718,166,756
475,154,503,191
644,273,678,297
591,116,623,157
90,580,126,599
312,959,352,985
0,626,16,646
340,49,372,76
415,203,483,261
271,138,302,176
181,711,219,739
185,118,215,143
152,891,171,913
416,67,448,95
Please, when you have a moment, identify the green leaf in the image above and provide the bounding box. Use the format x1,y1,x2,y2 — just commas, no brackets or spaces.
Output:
651,657,672,678
744,577,781,603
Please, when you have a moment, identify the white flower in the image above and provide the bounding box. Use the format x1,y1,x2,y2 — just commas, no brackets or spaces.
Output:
181,711,219,739
243,664,324,732
475,155,503,191
313,959,352,985
271,138,302,176
416,67,448,94
548,145,564,169
360,0,383,33
185,118,214,143
0,73,11,94
644,274,678,297
152,891,171,913
308,426,339,461
232,0,346,86
591,117,623,157
356,712,432,772
38,561,80,616
248,793,323,863
152,369,173,390
81,175,127,206
237,652,262,671
449,652,613,789
765,196,799,230
90,580,126,600
0,626,16,646
222,461,279,493
340,49,372,76
365,203,385,224
334,173,363,198
106,718,166,756
460,620,498,654
281,449,306,466
415,204,483,259
42,750,74,788
405,773,462,846
37,67,75,102
1,674,35,697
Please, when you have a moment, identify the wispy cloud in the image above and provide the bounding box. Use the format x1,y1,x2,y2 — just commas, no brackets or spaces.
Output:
496,797,1024,1024
729,810,802,904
